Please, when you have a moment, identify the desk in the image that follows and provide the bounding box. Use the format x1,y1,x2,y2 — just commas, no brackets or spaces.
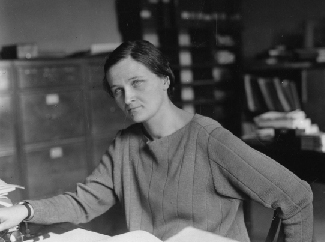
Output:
21,222,76,240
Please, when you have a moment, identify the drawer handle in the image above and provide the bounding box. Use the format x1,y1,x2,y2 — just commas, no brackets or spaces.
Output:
0,70,7,77
46,94,59,105
50,147,63,159
24,69,38,75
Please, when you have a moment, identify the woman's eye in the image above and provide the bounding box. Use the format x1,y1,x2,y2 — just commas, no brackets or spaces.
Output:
132,80,143,87
113,88,122,97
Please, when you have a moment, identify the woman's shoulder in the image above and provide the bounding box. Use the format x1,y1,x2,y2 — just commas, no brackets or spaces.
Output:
190,114,239,145
191,114,223,134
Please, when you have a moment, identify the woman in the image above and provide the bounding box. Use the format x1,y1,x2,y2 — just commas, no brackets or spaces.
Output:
0,40,313,242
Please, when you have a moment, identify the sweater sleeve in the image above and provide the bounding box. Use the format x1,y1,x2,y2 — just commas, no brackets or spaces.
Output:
207,127,313,242
27,134,121,225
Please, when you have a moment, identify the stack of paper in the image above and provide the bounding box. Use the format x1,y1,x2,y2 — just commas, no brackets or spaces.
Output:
24,228,111,242
23,227,239,242
253,111,319,133
0,179,24,207
166,227,239,242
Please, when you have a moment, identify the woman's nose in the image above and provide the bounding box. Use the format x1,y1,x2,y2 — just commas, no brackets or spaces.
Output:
124,87,135,105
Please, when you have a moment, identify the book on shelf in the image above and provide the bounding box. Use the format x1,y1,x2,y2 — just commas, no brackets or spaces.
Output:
243,75,267,113
280,80,301,110
244,75,301,113
273,78,291,112
257,77,285,112
288,81,301,110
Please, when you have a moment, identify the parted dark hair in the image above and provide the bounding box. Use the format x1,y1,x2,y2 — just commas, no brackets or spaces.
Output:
103,40,175,98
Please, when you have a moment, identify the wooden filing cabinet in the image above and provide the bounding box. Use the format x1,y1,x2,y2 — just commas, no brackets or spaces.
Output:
0,153,20,202
11,59,88,200
0,62,15,152
25,141,87,199
0,94,15,150
16,63,82,89
0,58,130,234
0,62,21,202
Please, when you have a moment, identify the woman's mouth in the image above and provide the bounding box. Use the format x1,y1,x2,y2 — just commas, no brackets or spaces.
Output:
127,106,141,114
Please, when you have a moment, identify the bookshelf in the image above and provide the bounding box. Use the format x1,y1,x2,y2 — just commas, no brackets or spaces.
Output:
244,61,325,132
116,0,243,136
243,74,301,115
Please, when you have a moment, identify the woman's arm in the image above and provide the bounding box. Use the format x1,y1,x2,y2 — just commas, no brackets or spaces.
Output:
27,152,117,224
208,127,313,242
26,134,122,225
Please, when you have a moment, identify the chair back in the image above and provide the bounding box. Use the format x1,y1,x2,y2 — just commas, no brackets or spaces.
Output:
265,209,283,242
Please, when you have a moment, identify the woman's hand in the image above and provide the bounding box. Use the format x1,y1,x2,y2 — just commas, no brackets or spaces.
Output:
0,205,28,231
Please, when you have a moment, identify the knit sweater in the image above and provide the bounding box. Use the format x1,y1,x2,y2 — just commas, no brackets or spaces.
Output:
28,114,313,242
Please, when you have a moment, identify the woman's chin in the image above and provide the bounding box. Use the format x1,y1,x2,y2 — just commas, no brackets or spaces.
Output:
128,113,145,123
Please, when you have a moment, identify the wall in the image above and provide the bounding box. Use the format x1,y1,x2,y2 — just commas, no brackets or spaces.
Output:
242,0,325,59
0,0,121,55
2,0,325,59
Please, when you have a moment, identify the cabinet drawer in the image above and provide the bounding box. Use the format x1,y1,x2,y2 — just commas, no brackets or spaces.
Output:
17,64,82,89
90,90,131,137
25,142,88,199
0,95,15,150
21,91,85,143
0,153,21,202
0,64,12,91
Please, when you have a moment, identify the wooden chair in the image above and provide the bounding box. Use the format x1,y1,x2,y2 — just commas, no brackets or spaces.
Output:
265,209,283,242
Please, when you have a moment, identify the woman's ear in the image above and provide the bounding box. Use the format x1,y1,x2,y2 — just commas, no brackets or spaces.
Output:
163,76,170,90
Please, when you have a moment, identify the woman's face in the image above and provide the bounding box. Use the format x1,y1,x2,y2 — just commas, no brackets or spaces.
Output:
107,57,169,123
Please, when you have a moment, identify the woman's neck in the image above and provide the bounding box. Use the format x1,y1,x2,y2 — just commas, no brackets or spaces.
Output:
143,104,194,141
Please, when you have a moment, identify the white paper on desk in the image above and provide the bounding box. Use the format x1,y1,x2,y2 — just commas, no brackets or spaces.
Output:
23,227,238,242
106,230,162,242
166,227,239,242
105,228,238,242
24,228,110,242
